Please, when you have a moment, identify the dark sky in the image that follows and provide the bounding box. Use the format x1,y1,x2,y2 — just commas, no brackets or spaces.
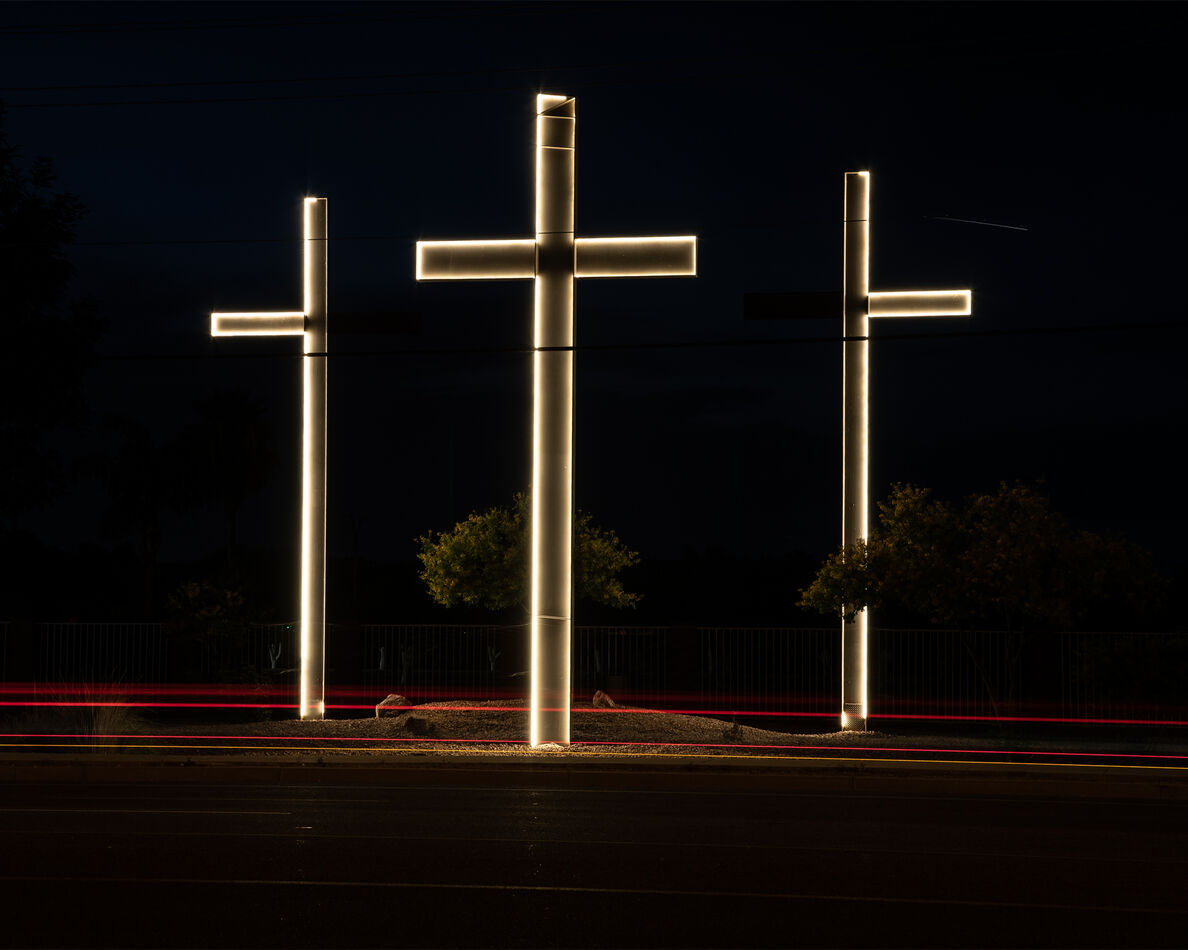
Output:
3,2,1185,582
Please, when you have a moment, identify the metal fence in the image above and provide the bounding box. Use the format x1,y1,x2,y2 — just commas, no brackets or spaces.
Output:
37,622,168,690
872,628,1023,719
359,624,506,699
697,627,837,714
1058,631,1188,722
1,621,1184,722
573,626,670,702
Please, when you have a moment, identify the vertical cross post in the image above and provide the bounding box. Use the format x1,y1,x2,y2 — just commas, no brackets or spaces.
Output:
841,172,971,731
534,94,577,749
417,93,696,747
211,197,329,720
841,173,870,733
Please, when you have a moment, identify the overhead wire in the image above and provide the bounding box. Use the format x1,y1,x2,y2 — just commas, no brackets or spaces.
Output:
0,55,743,94
0,6,557,37
89,319,1188,363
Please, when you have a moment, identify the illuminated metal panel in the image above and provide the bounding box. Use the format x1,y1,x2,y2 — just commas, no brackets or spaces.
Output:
211,312,305,336
869,290,972,318
416,93,697,747
841,172,869,734
838,172,973,732
575,237,697,277
210,197,329,721
415,240,536,280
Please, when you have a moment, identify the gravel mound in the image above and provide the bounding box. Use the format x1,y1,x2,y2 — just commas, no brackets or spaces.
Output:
126,700,908,756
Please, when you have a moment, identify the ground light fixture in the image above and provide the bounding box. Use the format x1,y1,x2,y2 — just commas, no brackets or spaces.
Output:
841,172,972,730
416,93,696,747
211,197,329,721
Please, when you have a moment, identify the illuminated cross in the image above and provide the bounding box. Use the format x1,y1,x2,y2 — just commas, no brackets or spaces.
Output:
745,172,971,731
841,171,971,730
417,94,696,747
211,198,328,721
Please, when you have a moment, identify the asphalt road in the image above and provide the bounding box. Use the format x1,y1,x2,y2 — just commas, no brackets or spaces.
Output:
1,756,1185,948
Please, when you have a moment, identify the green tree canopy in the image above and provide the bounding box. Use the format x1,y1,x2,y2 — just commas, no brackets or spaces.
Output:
799,482,1166,630
417,492,641,611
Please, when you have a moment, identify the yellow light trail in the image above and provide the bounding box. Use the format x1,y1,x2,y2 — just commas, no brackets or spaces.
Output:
2,743,1186,772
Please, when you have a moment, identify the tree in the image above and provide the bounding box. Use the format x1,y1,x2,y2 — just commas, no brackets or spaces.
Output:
0,104,103,526
417,492,641,611
800,482,1166,630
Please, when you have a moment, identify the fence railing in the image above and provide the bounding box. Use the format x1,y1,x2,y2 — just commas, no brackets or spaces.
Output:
37,622,168,692
698,627,837,715
1,621,1184,722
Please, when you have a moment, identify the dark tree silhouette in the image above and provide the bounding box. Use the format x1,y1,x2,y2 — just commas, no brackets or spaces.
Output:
800,482,1168,631
77,415,186,617
177,389,277,571
0,104,103,527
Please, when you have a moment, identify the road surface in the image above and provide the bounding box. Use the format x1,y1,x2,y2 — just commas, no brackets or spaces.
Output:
1,753,1185,947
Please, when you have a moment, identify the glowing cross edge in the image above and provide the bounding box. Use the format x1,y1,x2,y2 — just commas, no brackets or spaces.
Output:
416,93,696,748
841,171,971,731
210,197,328,721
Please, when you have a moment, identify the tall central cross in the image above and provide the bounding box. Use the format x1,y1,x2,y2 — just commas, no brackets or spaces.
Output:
417,93,696,747
211,197,329,721
840,171,971,730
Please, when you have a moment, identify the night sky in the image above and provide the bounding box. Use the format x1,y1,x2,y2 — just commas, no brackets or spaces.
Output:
3,2,1184,620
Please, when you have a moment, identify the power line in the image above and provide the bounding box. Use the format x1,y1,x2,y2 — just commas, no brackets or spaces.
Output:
0,214,987,250
90,319,1188,362
0,67,739,110
0,56,734,94
0,7,554,37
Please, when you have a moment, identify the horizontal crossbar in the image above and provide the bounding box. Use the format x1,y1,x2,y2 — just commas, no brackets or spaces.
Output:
416,236,698,281
575,236,697,278
416,240,536,280
211,312,305,336
869,290,971,318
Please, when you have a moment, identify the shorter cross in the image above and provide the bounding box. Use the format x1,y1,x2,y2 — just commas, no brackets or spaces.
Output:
745,171,971,731
211,197,328,720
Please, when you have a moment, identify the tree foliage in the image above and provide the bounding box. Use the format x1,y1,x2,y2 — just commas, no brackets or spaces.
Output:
799,482,1166,630
417,492,641,611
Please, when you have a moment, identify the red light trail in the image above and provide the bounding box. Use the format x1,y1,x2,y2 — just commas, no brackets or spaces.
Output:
2,732,1187,763
3,683,1185,726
